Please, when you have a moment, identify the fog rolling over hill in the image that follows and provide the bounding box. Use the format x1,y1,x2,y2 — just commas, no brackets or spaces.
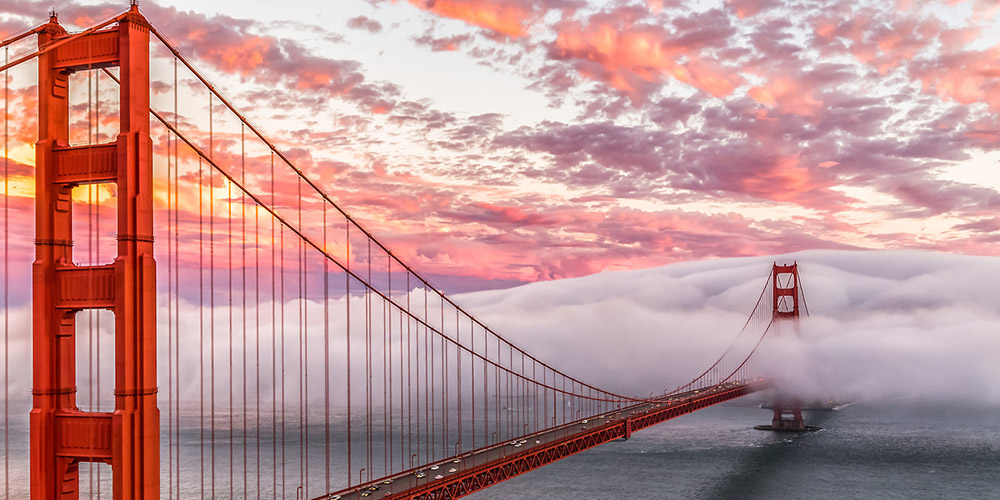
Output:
454,250,1000,404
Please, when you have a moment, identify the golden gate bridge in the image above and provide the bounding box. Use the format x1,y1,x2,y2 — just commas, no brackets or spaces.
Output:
0,5,812,499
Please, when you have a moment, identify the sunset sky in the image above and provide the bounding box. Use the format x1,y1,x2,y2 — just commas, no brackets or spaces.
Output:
3,0,1000,291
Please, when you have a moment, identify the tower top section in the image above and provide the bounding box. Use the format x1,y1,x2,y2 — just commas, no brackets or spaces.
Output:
771,262,800,319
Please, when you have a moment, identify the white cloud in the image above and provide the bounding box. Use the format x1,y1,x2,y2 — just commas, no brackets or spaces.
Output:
455,249,1000,403
4,249,998,414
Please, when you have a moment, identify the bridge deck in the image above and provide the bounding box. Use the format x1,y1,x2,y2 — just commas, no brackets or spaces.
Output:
319,379,771,500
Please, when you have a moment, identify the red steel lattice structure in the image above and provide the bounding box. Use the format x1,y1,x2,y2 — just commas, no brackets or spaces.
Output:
31,6,158,499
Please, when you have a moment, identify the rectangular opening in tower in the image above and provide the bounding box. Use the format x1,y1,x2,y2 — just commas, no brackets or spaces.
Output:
67,70,120,148
77,461,113,497
775,271,795,290
776,296,796,314
75,308,115,413
71,183,117,266
774,270,797,315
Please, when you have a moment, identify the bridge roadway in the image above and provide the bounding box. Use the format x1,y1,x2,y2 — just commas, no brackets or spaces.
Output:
318,378,771,500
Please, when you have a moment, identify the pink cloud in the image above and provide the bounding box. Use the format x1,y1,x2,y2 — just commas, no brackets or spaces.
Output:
402,0,541,38
911,46,1000,112
725,0,783,18
550,7,742,101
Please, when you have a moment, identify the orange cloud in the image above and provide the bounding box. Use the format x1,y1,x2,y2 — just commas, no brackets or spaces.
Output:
553,14,741,100
405,0,537,38
725,0,781,18
913,46,1000,112
738,156,826,205
214,35,271,74
748,77,822,116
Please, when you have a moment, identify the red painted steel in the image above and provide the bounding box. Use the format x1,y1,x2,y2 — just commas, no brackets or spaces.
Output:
31,6,158,498
53,30,120,71
772,263,799,318
53,143,118,184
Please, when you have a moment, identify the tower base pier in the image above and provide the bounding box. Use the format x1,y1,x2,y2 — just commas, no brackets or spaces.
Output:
755,397,821,432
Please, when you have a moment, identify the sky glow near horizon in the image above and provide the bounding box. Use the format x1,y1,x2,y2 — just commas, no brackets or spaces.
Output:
1,0,999,291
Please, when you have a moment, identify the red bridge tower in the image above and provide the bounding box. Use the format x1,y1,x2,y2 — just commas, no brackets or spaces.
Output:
31,5,159,498
761,262,810,431
771,263,806,431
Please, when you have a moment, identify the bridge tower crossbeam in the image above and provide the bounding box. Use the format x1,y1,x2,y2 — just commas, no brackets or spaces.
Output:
31,6,158,499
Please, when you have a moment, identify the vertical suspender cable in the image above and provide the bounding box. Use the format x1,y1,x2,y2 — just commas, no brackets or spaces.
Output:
399,266,405,469
424,286,429,460
86,55,95,497
254,129,262,497
270,151,278,499
456,308,460,453
407,273,412,466
172,58,181,497
3,43,9,500
281,212,287,495
3,42,10,500
346,221,352,488
241,123,248,497
384,261,389,474
438,297,451,457
164,59,174,500
470,317,474,450
440,296,446,456
1,43,7,500
323,197,330,495
399,272,404,469
209,94,217,497
366,239,372,480
198,155,205,498
96,64,103,499
228,119,235,500
533,361,537,433
521,355,525,436
299,175,307,494
387,259,392,473
482,328,487,446
427,285,432,457
381,268,385,472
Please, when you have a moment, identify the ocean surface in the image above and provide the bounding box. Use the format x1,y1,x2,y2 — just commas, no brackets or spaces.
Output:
1,398,998,499
471,399,1000,500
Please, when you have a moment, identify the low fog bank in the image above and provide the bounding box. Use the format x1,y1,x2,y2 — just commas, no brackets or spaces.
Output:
454,250,1000,404
1,249,997,408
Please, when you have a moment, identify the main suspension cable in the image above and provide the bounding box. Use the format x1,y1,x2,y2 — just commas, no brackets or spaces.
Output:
144,24,637,402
